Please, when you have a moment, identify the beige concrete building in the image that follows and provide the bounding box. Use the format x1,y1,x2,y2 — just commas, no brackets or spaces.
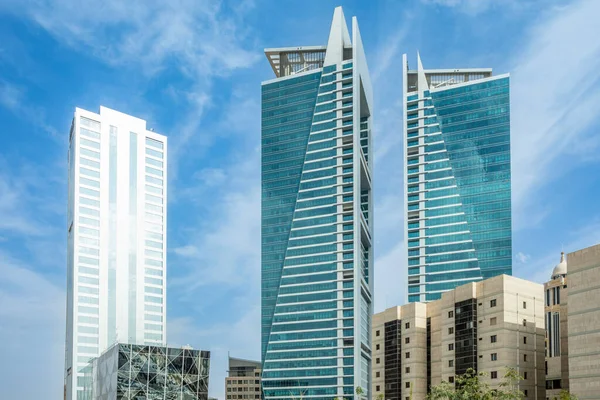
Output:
373,303,429,400
544,252,569,399
567,244,600,400
225,357,261,400
373,275,545,400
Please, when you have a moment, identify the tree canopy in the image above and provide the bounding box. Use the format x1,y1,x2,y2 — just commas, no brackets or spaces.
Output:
427,368,524,400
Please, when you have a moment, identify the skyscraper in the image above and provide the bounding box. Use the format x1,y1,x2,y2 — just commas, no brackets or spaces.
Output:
261,7,373,400
65,106,167,400
403,54,511,303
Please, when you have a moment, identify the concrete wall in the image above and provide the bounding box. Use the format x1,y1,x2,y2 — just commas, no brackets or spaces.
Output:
567,244,600,400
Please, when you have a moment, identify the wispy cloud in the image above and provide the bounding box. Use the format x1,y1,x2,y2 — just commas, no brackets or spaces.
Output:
419,0,532,15
515,252,531,264
170,153,260,293
518,217,600,284
168,303,261,400
0,80,59,138
509,0,600,227
0,157,64,238
0,251,65,398
2,0,259,76
1,0,261,169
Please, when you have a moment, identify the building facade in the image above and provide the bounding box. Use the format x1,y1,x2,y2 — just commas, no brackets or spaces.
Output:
65,106,168,400
544,253,569,398
226,357,262,400
82,343,210,400
567,244,600,399
402,54,512,302
373,275,545,400
261,7,373,400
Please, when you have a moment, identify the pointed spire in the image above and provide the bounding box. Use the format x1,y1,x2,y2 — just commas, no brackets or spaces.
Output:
560,252,565,262
417,51,429,93
324,6,352,66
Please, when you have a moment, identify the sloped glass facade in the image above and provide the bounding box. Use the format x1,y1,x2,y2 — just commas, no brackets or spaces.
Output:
82,343,210,400
405,70,511,302
261,55,373,400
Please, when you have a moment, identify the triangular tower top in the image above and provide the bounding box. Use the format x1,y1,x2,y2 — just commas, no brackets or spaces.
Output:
323,6,352,66
417,51,429,93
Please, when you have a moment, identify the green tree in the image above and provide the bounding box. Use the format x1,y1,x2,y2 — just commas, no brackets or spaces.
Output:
496,368,524,400
376,393,385,400
355,386,364,398
428,368,526,400
555,390,578,400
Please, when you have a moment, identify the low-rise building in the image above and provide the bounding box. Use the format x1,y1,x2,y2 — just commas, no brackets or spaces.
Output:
544,252,569,398
226,357,261,400
82,343,210,400
373,274,545,400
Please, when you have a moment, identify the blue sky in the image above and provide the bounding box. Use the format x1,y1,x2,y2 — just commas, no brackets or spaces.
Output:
1,0,600,398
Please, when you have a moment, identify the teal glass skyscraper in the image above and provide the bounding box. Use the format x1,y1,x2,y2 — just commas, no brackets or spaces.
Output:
403,54,511,303
261,7,373,400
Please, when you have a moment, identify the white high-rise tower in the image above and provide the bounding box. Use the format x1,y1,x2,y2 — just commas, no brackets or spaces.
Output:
64,106,167,400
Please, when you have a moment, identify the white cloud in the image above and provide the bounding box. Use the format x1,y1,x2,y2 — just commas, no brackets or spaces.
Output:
168,303,261,400
169,153,261,293
1,0,259,77
0,80,59,138
419,0,528,15
193,168,228,187
0,157,64,237
518,217,600,284
0,251,65,399
0,157,67,397
515,252,531,264
509,0,600,226
0,0,261,172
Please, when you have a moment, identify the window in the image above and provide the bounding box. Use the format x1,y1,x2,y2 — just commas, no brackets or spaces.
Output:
523,319,527,327
524,372,528,380
491,335,497,343
405,337,410,344
448,343,454,351
448,327,454,334
405,382,411,389
490,299,497,307
491,371,498,379
376,344,380,350
405,367,410,374
449,360,454,367
490,317,497,326
406,352,410,359
376,358,380,364
523,301,527,309
405,322,410,329
376,385,380,391
524,354,528,362
491,353,497,361
524,336,527,344
376,372,380,378
524,390,528,397
376,330,380,337
448,311,454,318
448,377,454,383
